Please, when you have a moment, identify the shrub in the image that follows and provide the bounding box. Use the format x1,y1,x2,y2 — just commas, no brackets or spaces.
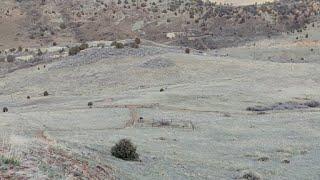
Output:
79,43,89,50
160,88,164,92
240,170,262,180
6,55,15,62
59,23,66,29
27,96,31,99
3,107,8,113
159,120,171,126
111,139,139,161
135,37,141,44
304,100,320,108
130,43,139,48
88,102,93,108
69,46,81,56
115,42,124,49
18,46,23,52
59,48,65,54
0,156,20,166
185,48,190,54
43,91,49,96
111,41,117,47
97,43,105,48
37,49,43,56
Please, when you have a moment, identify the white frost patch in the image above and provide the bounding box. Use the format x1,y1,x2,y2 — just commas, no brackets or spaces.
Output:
16,55,34,62
166,32,176,39
88,41,112,48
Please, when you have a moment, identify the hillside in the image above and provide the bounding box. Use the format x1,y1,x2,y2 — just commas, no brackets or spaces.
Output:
0,0,319,50
1,0,320,179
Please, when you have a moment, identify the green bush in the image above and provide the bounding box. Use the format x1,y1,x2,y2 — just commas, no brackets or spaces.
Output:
111,139,139,161
115,42,124,49
135,37,141,44
130,43,139,48
79,43,89,50
0,156,20,166
97,43,105,48
111,41,117,46
3,107,8,113
69,46,81,56
43,91,49,96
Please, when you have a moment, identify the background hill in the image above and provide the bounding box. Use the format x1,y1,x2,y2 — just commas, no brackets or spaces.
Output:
0,0,319,50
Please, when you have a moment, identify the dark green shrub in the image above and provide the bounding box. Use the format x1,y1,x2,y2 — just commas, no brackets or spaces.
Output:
135,37,141,44
37,49,43,56
69,46,81,56
115,42,124,49
97,43,105,48
43,91,49,96
185,48,190,54
79,43,89,50
111,139,139,161
3,107,8,112
130,43,139,48
59,23,66,29
88,102,93,108
0,156,20,166
111,41,117,46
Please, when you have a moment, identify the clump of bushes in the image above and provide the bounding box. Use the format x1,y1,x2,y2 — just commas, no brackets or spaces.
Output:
111,139,139,161
69,46,81,56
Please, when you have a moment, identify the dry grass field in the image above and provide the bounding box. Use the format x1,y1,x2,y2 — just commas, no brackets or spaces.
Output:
0,0,320,179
